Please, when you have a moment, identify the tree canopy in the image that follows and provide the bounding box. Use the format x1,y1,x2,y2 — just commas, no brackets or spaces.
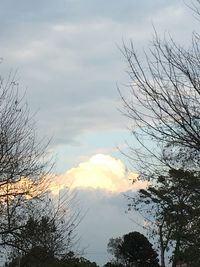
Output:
5,250,99,267
107,232,160,267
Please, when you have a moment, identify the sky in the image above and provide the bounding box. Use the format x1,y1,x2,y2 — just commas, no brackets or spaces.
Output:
0,0,199,265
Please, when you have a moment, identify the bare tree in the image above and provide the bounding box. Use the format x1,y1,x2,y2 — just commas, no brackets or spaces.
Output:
120,3,200,266
120,32,200,174
0,72,52,250
0,71,82,265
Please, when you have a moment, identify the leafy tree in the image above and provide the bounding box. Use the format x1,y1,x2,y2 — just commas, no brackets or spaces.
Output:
14,216,61,256
5,215,61,267
107,237,123,263
6,246,58,267
6,250,99,267
107,232,159,267
61,254,99,267
129,169,200,266
104,262,123,267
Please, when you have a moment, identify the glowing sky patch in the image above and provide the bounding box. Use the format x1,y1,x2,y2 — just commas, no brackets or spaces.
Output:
49,154,148,194
0,177,45,201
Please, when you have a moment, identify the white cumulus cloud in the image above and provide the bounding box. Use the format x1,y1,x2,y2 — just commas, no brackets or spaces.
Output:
49,154,148,194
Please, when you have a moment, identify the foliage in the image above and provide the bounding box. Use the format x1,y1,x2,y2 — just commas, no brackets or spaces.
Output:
107,237,123,263
128,169,200,265
104,262,124,267
5,250,99,267
5,246,58,267
61,253,99,267
13,215,62,256
107,232,160,267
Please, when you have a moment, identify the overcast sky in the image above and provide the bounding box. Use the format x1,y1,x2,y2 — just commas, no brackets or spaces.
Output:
0,0,199,265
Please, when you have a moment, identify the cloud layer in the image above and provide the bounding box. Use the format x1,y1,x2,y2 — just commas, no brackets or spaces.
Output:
0,0,198,147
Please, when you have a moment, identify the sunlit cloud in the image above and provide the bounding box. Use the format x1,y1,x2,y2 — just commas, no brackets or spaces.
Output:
0,177,46,202
49,154,148,194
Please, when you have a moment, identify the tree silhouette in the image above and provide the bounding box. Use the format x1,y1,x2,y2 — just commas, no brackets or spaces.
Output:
120,1,200,266
108,232,159,267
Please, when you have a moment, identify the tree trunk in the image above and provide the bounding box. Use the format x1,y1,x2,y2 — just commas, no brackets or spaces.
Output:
172,238,180,267
159,224,165,267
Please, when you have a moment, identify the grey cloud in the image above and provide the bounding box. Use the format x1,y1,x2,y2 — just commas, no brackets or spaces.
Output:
0,0,181,24
0,0,198,146
36,98,128,146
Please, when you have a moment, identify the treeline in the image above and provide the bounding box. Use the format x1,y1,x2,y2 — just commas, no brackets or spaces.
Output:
4,228,160,267
6,250,98,267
